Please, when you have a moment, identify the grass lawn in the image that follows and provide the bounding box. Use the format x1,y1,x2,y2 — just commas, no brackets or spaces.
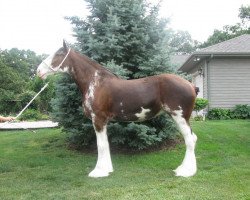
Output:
0,120,249,200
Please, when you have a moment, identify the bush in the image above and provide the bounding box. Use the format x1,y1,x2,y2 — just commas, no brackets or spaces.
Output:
28,76,56,113
193,115,204,121
207,108,232,120
193,98,208,121
108,114,177,150
18,109,49,121
231,104,250,119
16,91,41,111
194,98,208,112
0,89,17,114
207,104,250,120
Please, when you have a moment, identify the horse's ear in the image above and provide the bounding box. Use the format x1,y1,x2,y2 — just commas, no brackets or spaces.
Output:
63,40,69,52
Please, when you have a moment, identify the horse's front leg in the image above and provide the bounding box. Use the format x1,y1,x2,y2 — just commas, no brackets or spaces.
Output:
89,119,113,178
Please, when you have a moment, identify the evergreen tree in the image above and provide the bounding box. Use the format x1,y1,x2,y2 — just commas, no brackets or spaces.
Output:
52,0,178,150
67,0,175,77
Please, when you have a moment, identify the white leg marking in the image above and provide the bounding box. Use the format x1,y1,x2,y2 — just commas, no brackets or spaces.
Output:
89,125,113,178
171,109,197,177
135,107,151,121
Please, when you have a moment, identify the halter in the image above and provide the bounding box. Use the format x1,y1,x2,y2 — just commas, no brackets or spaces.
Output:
42,48,71,72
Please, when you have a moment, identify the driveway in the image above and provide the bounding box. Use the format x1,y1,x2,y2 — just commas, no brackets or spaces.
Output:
0,120,58,130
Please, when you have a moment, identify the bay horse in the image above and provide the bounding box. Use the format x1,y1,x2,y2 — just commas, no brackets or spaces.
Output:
37,41,198,178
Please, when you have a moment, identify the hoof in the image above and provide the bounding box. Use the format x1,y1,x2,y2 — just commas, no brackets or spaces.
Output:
173,165,196,177
88,168,112,178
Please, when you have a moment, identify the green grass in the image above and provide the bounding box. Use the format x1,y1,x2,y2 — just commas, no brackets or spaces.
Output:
0,120,249,200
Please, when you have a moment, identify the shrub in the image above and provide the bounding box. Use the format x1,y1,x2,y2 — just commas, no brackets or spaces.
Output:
16,91,41,111
194,98,209,112
231,104,250,119
19,109,49,121
108,114,177,150
193,98,208,121
207,108,232,120
207,104,250,120
193,115,204,121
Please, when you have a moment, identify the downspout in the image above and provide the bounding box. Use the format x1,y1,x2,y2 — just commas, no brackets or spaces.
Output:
206,54,213,110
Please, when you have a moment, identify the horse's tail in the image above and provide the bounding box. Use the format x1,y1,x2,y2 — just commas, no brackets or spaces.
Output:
194,86,199,96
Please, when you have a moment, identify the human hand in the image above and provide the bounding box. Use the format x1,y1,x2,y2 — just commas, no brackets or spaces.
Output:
1,116,16,122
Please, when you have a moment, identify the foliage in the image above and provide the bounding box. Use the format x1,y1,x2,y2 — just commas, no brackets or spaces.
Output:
169,30,199,54
0,48,51,115
51,0,179,151
0,58,26,114
207,104,250,120
194,98,209,112
16,91,40,111
239,5,250,23
193,115,204,121
28,76,56,113
207,108,232,120
0,48,45,80
108,114,177,150
18,109,49,121
200,5,250,48
67,0,175,77
231,104,250,119
193,98,208,121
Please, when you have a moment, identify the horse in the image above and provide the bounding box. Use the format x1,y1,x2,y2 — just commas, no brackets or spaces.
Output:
37,41,198,178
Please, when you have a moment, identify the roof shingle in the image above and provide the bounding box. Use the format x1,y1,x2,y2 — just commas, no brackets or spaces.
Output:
198,34,250,53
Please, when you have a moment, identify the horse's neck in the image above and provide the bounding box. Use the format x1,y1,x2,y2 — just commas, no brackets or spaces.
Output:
69,52,116,94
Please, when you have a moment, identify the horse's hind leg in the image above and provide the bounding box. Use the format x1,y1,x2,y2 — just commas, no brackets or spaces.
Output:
169,108,197,177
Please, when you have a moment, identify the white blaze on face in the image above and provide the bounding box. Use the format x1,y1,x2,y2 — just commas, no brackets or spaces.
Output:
135,107,151,121
37,51,70,79
37,54,55,79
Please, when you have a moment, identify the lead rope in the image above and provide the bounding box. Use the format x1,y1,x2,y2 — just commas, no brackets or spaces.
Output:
0,82,49,131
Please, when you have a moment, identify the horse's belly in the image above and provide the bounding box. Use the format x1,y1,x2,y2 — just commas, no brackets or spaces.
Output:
111,103,162,122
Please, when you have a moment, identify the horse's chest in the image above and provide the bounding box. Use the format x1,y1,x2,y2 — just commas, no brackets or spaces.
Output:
83,74,100,118
83,93,93,117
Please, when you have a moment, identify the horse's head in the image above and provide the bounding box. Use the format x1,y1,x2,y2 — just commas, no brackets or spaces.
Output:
37,40,71,79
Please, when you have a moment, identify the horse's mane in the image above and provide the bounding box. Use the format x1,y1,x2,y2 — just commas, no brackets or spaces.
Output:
79,52,119,78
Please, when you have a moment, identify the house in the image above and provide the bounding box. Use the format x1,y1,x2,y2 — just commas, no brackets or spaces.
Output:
170,54,189,69
179,34,250,110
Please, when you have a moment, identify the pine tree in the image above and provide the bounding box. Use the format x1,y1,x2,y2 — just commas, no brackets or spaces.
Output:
52,0,178,150
68,0,175,77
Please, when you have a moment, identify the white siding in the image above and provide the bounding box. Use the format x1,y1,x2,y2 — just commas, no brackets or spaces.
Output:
190,61,206,99
193,74,203,98
208,58,250,109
